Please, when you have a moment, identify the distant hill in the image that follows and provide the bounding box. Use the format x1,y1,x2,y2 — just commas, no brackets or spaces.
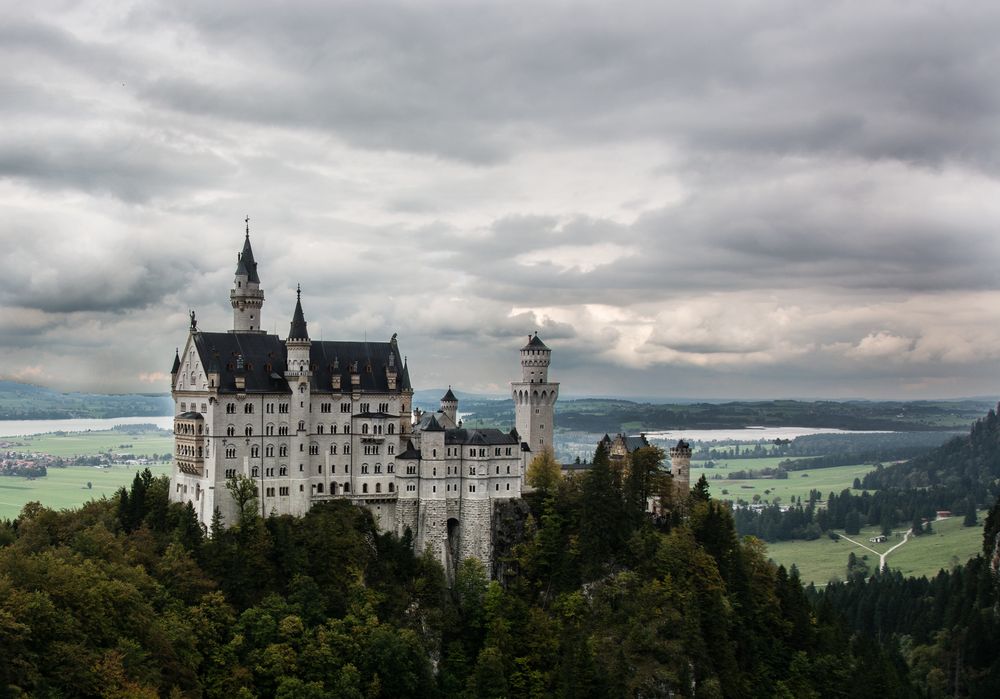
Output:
0,381,172,420
862,403,1000,498
414,393,993,433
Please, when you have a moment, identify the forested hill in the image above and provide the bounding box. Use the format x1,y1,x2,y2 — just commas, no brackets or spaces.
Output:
432,395,993,433
862,405,1000,499
0,452,919,696
0,381,172,420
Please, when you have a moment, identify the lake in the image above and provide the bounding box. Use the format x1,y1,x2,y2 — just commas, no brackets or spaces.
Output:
641,426,894,443
0,416,174,438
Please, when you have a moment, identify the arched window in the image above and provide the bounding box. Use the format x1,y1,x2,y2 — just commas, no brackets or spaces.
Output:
330,444,337,454
362,423,369,435
343,482,350,493
316,483,324,494
331,424,338,434
245,403,253,414
227,425,235,437
361,463,369,474
388,423,395,434
375,482,381,493
375,463,382,474
387,463,395,474
362,483,368,494
245,425,253,436
298,421,305,431
250,445,259,458
388,483,394,492
266,444,274,457
280,445,288,457
344,443,350,455
317,424,324,434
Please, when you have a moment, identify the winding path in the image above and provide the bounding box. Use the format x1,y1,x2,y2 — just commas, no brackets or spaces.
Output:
839,515,950,572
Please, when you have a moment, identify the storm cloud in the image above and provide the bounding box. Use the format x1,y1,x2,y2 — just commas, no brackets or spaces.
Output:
1,0,999,399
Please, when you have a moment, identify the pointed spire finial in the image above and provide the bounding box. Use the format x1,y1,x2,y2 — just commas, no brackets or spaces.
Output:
297,283,301,301
245,215,250,237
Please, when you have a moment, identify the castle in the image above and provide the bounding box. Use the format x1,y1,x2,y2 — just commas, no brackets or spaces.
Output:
169,227,558,572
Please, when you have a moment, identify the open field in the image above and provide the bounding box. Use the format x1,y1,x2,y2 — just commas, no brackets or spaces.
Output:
765,513,987,585
2,429,173,458
693,456,793,470
888,514,988,577
0,464,173,520
694,462,877,503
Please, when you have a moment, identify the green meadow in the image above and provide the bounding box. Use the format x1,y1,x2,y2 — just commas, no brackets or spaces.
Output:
3,429,173,458
692,459,877,503
0,464,173,520
765,513,988,586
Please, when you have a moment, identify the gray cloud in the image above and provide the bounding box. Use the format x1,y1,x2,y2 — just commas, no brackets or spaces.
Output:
1,1,1000,398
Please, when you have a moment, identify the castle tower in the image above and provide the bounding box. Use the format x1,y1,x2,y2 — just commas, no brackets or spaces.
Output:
285,285,312,515
230,220,265,333
669,440,691,497
511,333,559,454
440,386,458,426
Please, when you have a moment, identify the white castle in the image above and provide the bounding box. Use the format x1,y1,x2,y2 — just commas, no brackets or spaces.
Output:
169,226,558,571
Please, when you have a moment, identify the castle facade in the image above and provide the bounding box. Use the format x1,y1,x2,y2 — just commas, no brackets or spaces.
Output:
169,228,557,572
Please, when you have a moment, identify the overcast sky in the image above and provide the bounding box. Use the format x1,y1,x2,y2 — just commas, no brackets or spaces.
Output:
2,1,1000,400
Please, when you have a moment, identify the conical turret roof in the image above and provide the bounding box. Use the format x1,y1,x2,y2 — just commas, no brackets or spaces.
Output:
170,349,180,374
522,332,548,350
235,229,260,283
441,386,458,402
288,285,309,340
400,357,412,390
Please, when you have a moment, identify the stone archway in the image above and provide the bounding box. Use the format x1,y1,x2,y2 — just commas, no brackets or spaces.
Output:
446,518,461,576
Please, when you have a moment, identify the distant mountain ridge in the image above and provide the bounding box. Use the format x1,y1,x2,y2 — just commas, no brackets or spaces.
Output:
0,381,172,420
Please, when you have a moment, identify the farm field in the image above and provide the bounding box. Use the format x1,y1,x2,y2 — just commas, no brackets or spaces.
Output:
2,428,173,458
693,461,877,503
765,513,987,586
0,464,172,520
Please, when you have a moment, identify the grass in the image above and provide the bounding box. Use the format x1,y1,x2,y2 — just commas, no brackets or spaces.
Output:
765,513,987,586
0,464,173,520
3,429,173,458
693,461,876,503
888,514,987,578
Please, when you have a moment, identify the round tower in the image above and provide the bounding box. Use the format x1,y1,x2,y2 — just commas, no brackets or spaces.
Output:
230,218,265,334
669,439,692,497
284,285,312,516
511,333,559,454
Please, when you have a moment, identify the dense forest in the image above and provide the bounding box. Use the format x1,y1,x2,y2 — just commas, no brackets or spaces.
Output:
814,496,1000,696
0,442,929,698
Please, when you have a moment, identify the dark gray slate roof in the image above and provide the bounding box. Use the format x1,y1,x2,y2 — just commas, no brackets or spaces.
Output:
441,387,458,402
171,349,181,374
398,440,421,459
235,233,261,283
422,414,444,432
445,428,519,446
400,359,412,391
177,411,203,419
288,287,308,340
624,435,651,452
355,411,399,419
192,332,404,394
522,332,548,350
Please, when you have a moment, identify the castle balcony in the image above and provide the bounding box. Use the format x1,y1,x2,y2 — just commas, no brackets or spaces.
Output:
176,459,204,477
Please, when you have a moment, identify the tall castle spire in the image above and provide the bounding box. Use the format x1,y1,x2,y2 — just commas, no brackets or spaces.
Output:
230,217,265,334
288,284,309,340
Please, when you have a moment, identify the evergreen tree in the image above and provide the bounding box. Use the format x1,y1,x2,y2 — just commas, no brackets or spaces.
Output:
579,441,625,577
